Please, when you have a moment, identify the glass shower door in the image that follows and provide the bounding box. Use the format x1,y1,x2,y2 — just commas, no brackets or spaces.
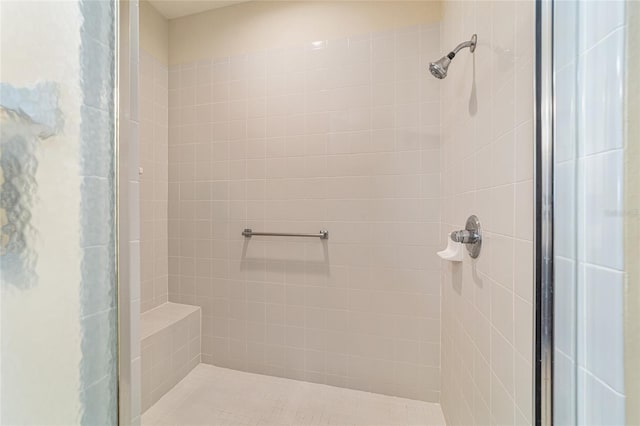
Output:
549,0,634,425
0,0,119,423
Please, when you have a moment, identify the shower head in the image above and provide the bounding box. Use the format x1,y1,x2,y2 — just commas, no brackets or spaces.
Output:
429,34,477,79
429,55,452,79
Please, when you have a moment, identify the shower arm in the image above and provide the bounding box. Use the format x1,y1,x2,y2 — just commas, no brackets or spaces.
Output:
448,34,477,57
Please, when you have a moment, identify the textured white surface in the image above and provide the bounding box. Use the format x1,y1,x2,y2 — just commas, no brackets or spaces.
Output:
142,363,446,426
1,0,118,423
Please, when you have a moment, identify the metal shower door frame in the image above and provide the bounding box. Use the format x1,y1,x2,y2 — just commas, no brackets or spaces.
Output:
534,0,554,425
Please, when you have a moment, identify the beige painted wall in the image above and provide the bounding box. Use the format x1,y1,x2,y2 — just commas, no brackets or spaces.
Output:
169,0,442,64
140,0,168,64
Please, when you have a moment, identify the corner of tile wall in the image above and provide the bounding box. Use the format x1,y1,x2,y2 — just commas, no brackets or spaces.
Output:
139,50,170,313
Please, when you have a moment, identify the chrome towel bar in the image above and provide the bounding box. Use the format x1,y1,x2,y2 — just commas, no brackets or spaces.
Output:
242,228,329,240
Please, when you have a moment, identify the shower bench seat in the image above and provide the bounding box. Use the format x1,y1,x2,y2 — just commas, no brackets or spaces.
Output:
140,302,201,413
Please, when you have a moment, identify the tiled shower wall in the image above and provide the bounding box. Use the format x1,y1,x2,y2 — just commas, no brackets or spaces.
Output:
439,1,534,425
167,24,443,401
140,51,169,312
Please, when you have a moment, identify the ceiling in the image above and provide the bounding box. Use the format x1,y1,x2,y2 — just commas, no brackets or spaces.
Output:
148,0,250,19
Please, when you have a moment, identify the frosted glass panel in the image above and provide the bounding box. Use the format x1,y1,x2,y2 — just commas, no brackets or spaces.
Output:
553,1,627,425
0,0,118,424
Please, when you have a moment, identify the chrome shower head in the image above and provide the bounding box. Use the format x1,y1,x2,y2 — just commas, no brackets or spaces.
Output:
429,55,452,79
429,34,477,80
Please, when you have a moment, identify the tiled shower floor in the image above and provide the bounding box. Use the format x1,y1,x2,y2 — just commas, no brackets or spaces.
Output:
141,364,446,426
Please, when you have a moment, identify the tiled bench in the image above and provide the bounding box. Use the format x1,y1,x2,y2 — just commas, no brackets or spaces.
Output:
141,302,201,412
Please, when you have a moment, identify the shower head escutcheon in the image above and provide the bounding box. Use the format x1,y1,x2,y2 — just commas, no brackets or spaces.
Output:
429,34,477,79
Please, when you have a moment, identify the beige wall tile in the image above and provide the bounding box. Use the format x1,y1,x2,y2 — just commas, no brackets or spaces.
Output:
167,22,443,402
439,1,534,424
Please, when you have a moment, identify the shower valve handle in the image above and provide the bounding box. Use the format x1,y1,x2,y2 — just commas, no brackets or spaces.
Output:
450,229,480,244
448,215,482,259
